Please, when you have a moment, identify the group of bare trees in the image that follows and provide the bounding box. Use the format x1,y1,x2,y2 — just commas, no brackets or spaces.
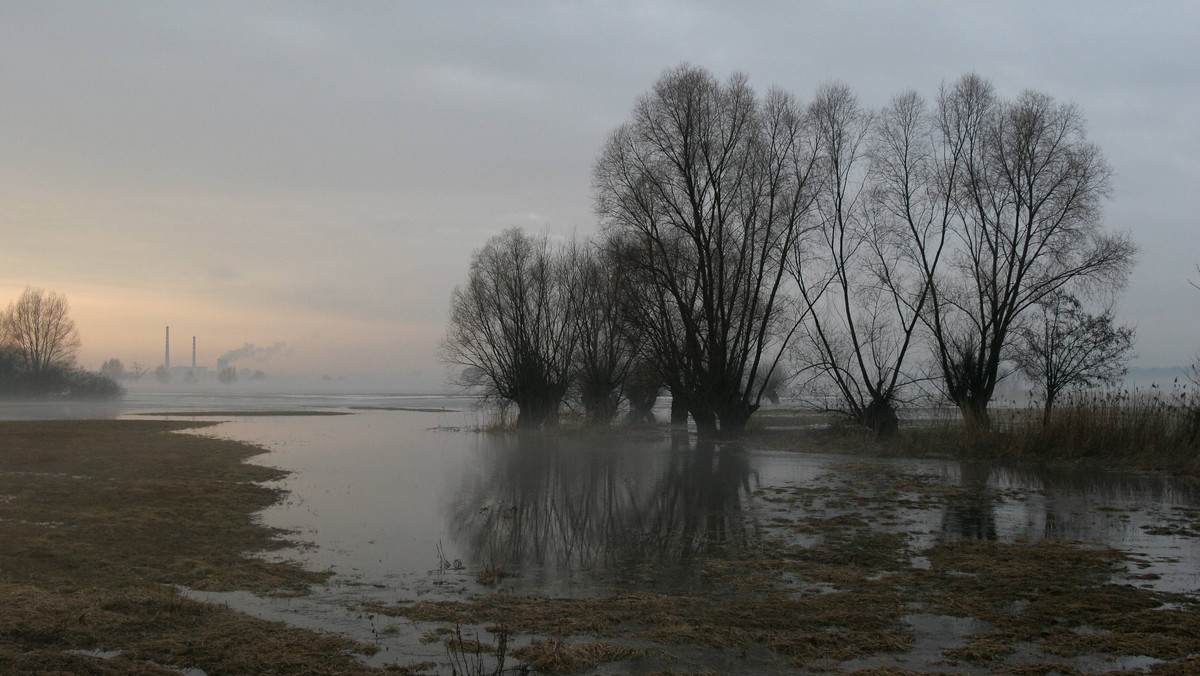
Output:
443,229,640,428
444,65,1136,438
0,286,122,398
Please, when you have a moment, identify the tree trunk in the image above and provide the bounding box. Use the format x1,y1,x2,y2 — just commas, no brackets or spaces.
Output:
515,403,545,429
625,387,658,424
515,392,560,429
958,396,991,432
581,384,619,426
670,395,689,427
715,402,758,438
862,397,899,440
691,408,717,438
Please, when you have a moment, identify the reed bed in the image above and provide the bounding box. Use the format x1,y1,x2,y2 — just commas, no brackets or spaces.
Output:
1006,388,1200,468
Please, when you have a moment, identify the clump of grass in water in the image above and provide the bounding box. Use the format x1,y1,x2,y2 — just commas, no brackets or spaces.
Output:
883,386,1200,474
444,623,518,675
512,639,644,673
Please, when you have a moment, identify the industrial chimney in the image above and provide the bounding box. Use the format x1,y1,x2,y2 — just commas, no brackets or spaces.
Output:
192,336,196,369
165,326,170,370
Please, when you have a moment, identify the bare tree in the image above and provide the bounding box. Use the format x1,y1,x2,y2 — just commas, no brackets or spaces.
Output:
594,64,819,437
622,359,662,424
926,75,1136,428
443,228,578,428
0,286,81,376
571,241,638,425
129,361,147,381
1014,290,1134,420
100,358,125,379
605,230,693,426
789,86,958,439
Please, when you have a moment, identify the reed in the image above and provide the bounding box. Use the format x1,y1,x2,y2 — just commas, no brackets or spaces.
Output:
901,386,1200,474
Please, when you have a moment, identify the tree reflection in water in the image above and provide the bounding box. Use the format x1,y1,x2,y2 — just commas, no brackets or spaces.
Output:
941,461,998,540
939,459,1200,543
446,433,756,589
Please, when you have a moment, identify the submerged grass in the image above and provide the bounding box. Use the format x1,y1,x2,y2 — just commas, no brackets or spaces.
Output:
0,419,380,674
370,456,1200,673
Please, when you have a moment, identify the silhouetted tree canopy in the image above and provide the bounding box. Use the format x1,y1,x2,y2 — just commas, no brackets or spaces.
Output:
923,75,1136,428
444,228,578,428
442,66,1137,440
1015,291,1135,419
0,287,121,399
1,287,80,376
594,64,819,437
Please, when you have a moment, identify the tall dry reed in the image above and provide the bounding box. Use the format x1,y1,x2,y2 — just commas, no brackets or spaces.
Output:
1011,386,1200,469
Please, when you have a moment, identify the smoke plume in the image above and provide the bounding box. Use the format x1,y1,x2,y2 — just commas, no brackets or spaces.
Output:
219,342,286,364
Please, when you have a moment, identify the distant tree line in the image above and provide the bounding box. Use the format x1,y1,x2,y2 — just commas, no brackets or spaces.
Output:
0,287,123,399
443,65,1136,438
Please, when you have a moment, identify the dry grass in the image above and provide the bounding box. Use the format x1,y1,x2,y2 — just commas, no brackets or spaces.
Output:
750,390,1200,478
1003,389,1200,471
0,419,381,674
512,639,645,673
899,390,1200,475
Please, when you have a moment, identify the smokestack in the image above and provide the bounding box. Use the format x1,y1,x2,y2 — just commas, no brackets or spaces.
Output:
165,326,170,370
192,336,196,369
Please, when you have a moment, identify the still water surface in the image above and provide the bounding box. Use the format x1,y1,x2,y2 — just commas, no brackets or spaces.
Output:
8,390,1200,669
195,409,1200,597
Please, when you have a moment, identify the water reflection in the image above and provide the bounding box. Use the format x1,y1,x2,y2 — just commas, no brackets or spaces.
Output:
941,461,998,541
448,434,755,588
192,410,1200,600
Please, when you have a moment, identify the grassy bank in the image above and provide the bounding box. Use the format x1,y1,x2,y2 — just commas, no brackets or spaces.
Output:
0,420,380,674
747,391,1200,477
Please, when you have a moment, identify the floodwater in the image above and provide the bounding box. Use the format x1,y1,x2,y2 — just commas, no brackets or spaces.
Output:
171,402,1200,672
7,390,1200,671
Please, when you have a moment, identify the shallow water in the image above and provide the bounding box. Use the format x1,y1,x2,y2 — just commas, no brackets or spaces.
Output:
10,391,1199,671
166,407,1200,670
205,411,1200,595
0,386,481,420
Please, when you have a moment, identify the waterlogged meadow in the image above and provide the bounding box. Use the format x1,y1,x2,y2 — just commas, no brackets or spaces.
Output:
2,391,1199,673
174,405,1200,674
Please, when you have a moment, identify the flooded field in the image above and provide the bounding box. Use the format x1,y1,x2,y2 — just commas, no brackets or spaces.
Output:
7,391,1197,672
158,405,1200,673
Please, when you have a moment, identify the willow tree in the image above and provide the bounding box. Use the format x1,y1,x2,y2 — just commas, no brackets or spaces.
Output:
927,75,1136,428
790,84,967,439
593,64,819,437
443,228,578,428
571,241,639,425
1,286,81,376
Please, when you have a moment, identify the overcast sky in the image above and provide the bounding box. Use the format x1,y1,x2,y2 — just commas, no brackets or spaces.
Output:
1,1,1197,391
